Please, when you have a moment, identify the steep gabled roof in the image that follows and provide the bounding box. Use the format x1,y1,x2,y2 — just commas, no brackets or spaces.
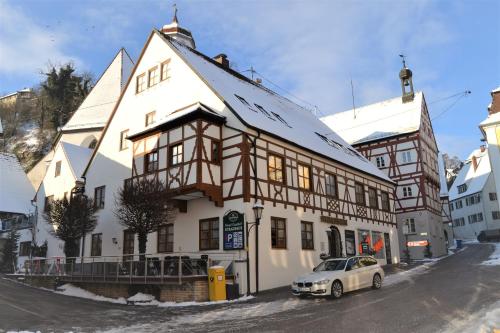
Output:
62,49,134,131
60,142,93,179
166,35,391,183
321,92,424,145
0,153,35,214
449,149,491,200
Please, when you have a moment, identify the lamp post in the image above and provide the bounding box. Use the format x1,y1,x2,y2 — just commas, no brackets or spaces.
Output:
403,223,411,264
246,202,264,295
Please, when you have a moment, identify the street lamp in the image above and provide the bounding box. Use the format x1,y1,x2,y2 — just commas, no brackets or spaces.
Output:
246,202,264,295
403,223,411,264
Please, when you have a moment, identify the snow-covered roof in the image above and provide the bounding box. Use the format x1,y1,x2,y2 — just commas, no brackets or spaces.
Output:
62,49,134,131
492,86,500,93
321,92,424,145
480,111,500,127
0,153,35,214
449,149,491,200
166,36,392,183
438,153,448,197
60,142,93,178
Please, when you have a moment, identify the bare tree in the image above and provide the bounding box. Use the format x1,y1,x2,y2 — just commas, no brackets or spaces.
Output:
44,196,97,258
114,178,169,262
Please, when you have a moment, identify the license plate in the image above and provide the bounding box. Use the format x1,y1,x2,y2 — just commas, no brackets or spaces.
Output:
300,287,310,292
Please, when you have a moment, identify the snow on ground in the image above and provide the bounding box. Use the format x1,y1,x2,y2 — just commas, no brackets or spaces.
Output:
440,300,500,333
98,297,305,333
481,243,500,266
56,284,127,304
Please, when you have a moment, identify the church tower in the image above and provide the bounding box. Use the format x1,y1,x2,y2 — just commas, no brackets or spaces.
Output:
161,5,196,49
399,55,415,103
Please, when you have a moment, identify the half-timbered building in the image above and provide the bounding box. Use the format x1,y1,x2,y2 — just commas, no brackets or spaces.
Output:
76,15,400,293
322,64,447,259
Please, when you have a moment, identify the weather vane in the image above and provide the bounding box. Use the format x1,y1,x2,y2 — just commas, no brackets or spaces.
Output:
399,54,407,68
172,3,178,22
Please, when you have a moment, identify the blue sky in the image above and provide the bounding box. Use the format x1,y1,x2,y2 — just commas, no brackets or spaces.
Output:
1,0,499,159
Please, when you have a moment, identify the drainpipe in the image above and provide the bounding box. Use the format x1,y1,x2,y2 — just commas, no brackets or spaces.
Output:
254,130,261,294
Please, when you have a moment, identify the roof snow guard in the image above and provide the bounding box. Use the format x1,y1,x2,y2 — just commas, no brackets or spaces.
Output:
162,33,392,183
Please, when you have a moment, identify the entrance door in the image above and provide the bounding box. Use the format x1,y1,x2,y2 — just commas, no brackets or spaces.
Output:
384,233,392,264
327,226,343,258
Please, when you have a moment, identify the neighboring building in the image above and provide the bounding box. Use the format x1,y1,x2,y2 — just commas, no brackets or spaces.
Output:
322,63,447,259
0,88,34,109
449,148,500,240
27,49,134,189
0,152,36,271
36,14,401,294
479,86,500,212
438,153,454,247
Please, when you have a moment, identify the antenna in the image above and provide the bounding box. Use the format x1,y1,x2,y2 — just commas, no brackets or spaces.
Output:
172,3,178,23
350,78,356,119
399,54,406,68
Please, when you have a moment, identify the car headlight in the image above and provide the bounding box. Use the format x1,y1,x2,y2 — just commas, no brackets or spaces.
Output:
314,279,330,285
292,281,298,286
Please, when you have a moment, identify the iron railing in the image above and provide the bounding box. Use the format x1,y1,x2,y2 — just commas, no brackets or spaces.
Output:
26,252,239,285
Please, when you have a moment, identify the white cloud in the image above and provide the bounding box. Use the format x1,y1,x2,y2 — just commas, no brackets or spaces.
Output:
0,0,81,81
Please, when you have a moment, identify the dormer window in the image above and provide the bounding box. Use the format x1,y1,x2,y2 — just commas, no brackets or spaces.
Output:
458,184,467,194
235,95,257,112
254,104,275,120
271,112,291,128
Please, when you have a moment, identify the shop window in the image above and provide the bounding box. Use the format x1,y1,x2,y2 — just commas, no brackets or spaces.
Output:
158,224,174,253
145,150,159,173
91,233,102,256
368,187,378,208
358,229,371,254
345,230,356,256
268,154,284,184
94,186,105,209
371,231,385,259
325,173,337,198
169,143,183,166
355,182,365,205
298,164,311,191
271,217,287,249
301,221,314,250
199,218,219,250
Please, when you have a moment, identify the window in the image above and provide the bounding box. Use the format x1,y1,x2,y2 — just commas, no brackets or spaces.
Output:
158,224,174,253
297,164,311,190
271,112,291,127
19,241,31,256
455,200,463,209
94,186,105,209
368,187,378,208
148,66,159,87
91,233,102,256
345,230,356,256
268,154,284,183
211,141,221,164
457,184,467,194
199,218,219,250
490,193,498,201
136,73,146,93
450,203,454,211
44,195,54,213
492,211,500,220
55,161,61,177
406,218,416,233
376,156,385,168
298,221,314,250
169,143,183,166
234,94,257,112
123,230,135,258
88,138,97,149
477,213,483,222
381,191,390,211
254,104,274,120
271,217,286,249
145,111,156,126
402,186,413,197
161,59,171,81
402,151,412,163
144,150,159,173
355,182,365,205
120,130,129,151
325,173,337,198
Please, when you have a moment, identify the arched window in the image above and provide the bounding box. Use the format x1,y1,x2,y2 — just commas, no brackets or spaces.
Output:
88,138,98,149
81,135,98,149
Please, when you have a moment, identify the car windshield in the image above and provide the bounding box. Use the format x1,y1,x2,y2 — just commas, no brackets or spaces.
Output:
314,259,347,271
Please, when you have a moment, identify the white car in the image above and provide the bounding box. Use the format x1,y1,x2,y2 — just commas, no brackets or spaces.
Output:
291,256,384,298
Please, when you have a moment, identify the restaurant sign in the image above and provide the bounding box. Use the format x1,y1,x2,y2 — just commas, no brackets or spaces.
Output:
320,215,347,226
223,210,245,250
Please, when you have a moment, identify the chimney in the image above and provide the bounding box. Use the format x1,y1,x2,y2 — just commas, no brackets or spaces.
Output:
472,155,478,171
213,54,229,68
489,89,500,115
480,145,486,153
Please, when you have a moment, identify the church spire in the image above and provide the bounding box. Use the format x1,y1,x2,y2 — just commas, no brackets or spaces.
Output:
399,54,415,103
161,4,196,49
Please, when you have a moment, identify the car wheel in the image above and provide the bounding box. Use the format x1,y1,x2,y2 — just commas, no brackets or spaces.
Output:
372,273,382,289
331,280,343,299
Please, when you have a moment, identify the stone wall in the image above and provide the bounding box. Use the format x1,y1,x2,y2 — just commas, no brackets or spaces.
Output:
159,280,209,302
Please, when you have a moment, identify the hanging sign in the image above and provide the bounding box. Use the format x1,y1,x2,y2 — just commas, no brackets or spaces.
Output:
223,211,245,250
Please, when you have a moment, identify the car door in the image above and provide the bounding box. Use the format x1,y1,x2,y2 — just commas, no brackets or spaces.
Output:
360,257,378,287
344,257,363,291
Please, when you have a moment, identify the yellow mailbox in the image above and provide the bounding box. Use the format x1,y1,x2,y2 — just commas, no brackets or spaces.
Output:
208,266,226,301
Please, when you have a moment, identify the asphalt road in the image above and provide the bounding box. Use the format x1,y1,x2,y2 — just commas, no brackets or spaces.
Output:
0,243,499,333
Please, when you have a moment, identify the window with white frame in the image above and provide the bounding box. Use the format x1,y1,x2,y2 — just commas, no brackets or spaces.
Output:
402,151,412,163
406,218,416,233
402,186,413,197
376,156,385,168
